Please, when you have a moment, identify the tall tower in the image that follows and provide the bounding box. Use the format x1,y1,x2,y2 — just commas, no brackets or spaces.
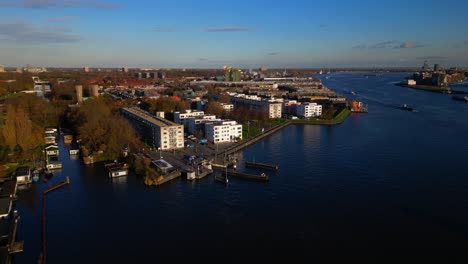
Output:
90,84,99,97
75,85,83,103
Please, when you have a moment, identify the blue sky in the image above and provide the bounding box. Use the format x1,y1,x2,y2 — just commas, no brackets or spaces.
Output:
0,0,467,68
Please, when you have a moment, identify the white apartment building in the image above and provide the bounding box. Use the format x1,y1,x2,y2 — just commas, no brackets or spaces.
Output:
296,102,322,118
174,110,206,126
205,120,243,144
121,107,184,150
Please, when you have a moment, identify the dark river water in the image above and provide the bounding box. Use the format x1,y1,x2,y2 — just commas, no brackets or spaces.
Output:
13,72,468,262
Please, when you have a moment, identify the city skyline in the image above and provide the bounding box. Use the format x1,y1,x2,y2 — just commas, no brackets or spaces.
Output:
0,0,468,68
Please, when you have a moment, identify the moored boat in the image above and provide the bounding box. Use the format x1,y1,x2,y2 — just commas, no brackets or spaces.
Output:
350,101,368,113
104,162,128,178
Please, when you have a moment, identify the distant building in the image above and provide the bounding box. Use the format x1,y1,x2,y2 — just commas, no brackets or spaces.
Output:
220,103,234,112
296,102,322,118
282,100,300,116
174,110,206,126
230,94,282,118
205,120,242,143
434,64,440,72
122,67,129,73
422,60,431,71
232,69,241,82
406,79,416,86
83,66,90,73
121,107,184,150
16,67,23,73
224,68,232,82
0,65,4,72
186,115,218,135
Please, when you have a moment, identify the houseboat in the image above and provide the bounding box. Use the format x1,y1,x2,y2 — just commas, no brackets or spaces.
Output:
64,134,73,144
69,143,79,155
44,135,56,144
15,166,32,185
104,162,128,178
45,144,59,156
46,155,62,170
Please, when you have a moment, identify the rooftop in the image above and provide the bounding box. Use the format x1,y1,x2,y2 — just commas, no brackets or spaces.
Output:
122,107,181,128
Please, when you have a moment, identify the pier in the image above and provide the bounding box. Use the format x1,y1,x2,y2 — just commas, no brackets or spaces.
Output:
245,161,278,171
226,171,268,182
144,171,182,186
213,167,269,182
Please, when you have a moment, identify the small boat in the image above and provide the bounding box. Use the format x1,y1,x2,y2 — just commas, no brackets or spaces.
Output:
32,170,40,183
351,91,356,95
452,95,468,102
401,104,416,112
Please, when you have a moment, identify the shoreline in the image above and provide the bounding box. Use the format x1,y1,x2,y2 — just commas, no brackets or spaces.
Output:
222,108,350,156
395,83,468,94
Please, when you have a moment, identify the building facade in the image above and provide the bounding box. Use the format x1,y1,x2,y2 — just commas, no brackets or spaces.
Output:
296,102,322,118
121,107,184,150
174,110,206,126
230,94,282,118
186,115,218,135
220,103,234,112
205,120,242,144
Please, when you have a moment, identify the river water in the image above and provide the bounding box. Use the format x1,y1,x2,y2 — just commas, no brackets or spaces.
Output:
14,72,468,262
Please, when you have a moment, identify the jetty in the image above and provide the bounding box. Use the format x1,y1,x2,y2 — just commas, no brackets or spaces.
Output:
213,166,268,182
245,161,278,171
227,171,268,181
144,171,182,186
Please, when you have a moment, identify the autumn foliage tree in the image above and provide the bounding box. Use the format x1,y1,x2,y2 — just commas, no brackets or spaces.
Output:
70,98,137,160
204,101,225,117
2,104,42,153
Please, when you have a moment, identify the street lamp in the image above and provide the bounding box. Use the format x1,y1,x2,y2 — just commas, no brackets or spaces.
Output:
247,121,250,138
158,147,162,159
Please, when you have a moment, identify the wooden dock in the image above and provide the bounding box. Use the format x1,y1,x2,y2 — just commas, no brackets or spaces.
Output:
195,169,213,180
226,171,268,181
245,161,278,171
154,171,182,186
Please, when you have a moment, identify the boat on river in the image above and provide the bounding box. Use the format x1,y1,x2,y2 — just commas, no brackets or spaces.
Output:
452,95,468,102
401,104,416,112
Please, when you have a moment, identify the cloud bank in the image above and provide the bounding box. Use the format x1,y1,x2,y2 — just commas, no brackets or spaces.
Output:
1,0,119,9
206,27,251,32
0,21,81,43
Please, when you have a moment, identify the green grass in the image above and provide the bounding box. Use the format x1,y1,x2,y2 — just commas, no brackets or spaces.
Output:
243,127,261,139
0,92,23,100
268,118,287,126
291,108,350,125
